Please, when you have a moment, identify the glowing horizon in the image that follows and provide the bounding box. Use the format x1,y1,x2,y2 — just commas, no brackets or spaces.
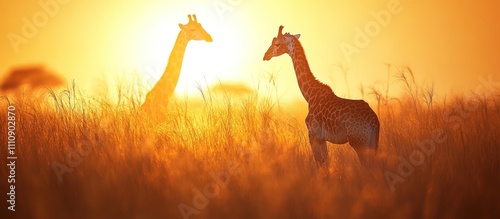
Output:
1,0,499,102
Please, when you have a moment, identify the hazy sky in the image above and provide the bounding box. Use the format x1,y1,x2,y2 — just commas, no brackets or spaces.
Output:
1,0,499,100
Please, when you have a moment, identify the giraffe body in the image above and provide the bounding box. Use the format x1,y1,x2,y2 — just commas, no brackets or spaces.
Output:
263,26,379,166
142,14,212,114
306,93,379,165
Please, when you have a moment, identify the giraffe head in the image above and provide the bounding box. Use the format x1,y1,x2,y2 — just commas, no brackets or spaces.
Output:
263,25,301,61
178,14,213,42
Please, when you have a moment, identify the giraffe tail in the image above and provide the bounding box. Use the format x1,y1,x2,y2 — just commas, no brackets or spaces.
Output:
370,126,380,152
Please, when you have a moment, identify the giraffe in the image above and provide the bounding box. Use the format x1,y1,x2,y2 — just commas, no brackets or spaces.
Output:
263,26,380,167
142,14,212,113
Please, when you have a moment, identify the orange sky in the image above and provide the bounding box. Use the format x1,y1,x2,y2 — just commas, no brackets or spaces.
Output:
1,0,499,101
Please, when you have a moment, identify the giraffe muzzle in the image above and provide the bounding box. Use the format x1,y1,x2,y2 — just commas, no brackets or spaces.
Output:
205,34,213,42
263,52,272,61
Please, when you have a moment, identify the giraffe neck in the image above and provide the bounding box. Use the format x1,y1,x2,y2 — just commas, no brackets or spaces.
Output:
288,38,333,103
152,31,189,97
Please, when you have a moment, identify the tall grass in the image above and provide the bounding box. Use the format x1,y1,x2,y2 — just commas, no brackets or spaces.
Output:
0,71,499,219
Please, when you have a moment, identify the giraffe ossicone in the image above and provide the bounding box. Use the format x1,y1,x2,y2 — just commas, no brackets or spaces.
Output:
142,14,212,114
263,25,380,167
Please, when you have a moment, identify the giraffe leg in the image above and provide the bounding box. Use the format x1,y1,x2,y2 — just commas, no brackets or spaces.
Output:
309,133,328,167
353,147,369,166
347,132,374,167
306,115,329,168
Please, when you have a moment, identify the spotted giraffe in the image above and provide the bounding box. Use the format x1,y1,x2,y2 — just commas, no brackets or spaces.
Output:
263,26,380,167
142,14,212,114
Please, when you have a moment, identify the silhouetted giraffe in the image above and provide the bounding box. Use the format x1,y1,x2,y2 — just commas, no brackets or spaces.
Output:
263,26,380,167
142,14,212,113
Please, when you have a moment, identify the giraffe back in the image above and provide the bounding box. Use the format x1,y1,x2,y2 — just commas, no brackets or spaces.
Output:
307,92,379,149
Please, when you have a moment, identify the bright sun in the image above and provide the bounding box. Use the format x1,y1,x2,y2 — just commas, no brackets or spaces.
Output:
134,11,247,97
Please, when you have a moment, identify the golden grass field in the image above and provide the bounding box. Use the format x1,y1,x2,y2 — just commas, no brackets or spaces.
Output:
1,71,499,219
